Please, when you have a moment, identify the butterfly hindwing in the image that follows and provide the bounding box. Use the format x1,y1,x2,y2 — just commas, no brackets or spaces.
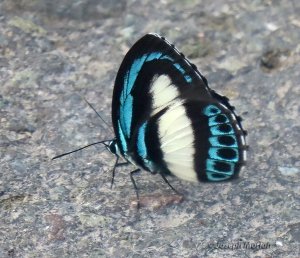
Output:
112,33,247,182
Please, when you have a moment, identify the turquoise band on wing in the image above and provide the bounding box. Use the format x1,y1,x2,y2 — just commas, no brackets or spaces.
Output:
137,122,148,159
203,104,239,181
119,52,193,140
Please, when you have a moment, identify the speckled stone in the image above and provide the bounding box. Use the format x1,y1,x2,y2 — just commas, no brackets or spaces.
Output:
0,1,299,257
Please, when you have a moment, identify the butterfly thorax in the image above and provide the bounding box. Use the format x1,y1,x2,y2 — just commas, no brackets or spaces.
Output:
108,139,139,167
107,140,122,157
108,139,164,175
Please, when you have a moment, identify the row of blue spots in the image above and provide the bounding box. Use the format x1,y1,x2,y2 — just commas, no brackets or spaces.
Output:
202,104,239,181
119,52,192,139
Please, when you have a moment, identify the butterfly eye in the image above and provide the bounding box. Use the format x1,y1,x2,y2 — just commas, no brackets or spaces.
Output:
108,141,116,154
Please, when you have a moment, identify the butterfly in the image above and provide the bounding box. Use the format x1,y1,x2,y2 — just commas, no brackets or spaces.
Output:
53,33,247,203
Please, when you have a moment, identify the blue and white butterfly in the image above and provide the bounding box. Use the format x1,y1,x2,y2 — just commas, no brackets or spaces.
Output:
108,33,247,184
54,33,247,202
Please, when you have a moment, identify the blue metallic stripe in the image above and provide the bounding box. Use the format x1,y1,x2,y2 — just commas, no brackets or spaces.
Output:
137,122,148,159
119,51,192,138
136,121,157,171
119,52,163,138
118,121,128,152
174,63,185,74
184,75,192,83
160,55,173,62
120,72,129,104
147,52,164,61
126,53,163,97
121,95,133,137
161,56,192,83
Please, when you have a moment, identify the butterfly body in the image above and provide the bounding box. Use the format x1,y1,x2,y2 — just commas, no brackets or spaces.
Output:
110,33,247,182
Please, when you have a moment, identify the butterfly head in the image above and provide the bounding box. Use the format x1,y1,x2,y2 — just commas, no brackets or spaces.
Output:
106,139,121,156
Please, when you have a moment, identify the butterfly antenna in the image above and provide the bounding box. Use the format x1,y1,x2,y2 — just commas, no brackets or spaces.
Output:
52,140,110,160
83,97,114,133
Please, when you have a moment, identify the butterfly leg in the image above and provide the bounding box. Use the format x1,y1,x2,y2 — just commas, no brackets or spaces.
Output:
111,159,131,189
115,161,130,167
160,173,181,195
130,169,141,209
110,156,119,189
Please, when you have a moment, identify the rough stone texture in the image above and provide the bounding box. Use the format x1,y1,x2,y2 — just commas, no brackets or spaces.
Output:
0,1,299,257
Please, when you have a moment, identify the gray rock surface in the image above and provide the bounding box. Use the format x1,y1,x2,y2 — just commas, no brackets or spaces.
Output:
0,0,299,257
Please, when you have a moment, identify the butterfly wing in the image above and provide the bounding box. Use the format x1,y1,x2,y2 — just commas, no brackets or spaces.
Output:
144,96,246,182
112,33,210,153
112,33,247,181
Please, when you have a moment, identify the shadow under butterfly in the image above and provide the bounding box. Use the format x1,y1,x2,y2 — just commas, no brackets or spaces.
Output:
53,33,248,207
